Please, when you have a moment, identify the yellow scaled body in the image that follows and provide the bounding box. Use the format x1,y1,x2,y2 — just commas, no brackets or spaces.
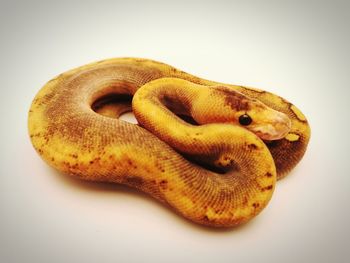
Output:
28,58,310,227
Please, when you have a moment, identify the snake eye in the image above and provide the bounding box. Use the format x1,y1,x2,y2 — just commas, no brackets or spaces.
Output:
239,114,252,126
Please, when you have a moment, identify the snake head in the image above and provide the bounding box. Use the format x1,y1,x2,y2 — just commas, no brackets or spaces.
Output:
210,86,292,140
236,99,292,140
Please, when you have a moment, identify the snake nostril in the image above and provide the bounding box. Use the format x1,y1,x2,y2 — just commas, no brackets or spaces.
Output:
239,114,252,126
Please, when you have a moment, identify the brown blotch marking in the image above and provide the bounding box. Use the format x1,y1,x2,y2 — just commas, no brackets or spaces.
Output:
203,215,210,222
265,172,273,178
41,91,56,104
159,180,168,190
127,159,137,169
247,143,258,150
218,156,235,168
170,67,178,73
89,157,100,165
228,159,235,167
154,160,165,173
261,185,273,191
215,86,250,111
215,209,223,214
125,176,144,187
252,203,260,209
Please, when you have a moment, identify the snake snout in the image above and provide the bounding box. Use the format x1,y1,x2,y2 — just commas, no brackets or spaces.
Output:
251,111,292,140
272,113,292,139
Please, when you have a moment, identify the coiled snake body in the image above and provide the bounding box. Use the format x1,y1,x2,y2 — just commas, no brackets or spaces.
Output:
28,58,310,227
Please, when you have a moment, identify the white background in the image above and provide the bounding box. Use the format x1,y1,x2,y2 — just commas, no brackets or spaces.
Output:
1,0,349,262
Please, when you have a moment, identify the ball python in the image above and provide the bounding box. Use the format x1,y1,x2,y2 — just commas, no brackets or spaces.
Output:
28,58,310,227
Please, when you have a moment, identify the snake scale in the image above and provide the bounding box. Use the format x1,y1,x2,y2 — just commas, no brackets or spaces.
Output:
28,58,310,227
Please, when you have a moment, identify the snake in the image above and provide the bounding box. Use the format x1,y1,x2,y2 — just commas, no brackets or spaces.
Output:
28,58,310,227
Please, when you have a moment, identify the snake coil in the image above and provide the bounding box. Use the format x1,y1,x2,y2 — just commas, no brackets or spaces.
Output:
28,58,310,227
